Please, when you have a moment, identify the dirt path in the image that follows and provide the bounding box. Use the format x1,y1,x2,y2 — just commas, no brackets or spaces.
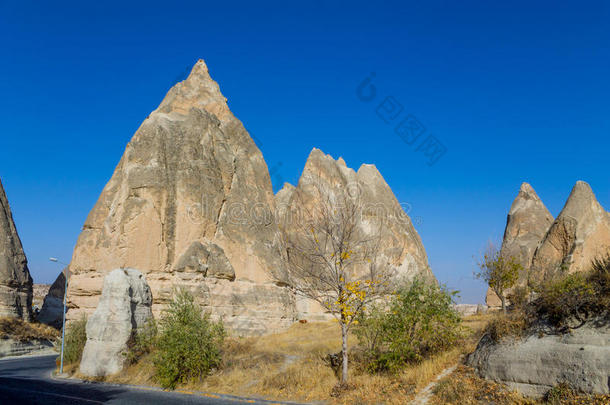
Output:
410,363,458,405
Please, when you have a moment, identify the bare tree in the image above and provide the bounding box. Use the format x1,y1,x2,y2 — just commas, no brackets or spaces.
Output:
277,184,394,384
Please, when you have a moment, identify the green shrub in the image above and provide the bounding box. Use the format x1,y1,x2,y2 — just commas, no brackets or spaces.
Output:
125,319,158,365
153,290,225,389
63,315,87,365
523,253,610,332
354,279,462,373
544,382,577,404
533,273,597,329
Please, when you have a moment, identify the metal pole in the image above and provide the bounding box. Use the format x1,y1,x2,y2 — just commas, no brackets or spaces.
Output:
60,268,68,374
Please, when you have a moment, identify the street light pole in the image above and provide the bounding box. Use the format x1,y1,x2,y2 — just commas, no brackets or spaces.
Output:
49,257,68,374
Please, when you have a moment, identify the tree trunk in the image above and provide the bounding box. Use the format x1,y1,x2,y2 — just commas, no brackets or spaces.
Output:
500,295,507,314
341,322,348,384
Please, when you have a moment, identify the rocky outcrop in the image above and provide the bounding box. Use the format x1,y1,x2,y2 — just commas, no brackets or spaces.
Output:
468,322,610,397
0,178,33,321
486,183,553,306
0,338,55,358
38,269,69,329
531,181,610,281
276,149,435,319
80,268,153,377
67,59,295,335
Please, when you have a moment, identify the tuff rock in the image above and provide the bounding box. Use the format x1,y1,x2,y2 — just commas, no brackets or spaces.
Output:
37,269,69,329
66,59,435,335
0,178,33,321
275,149,436,320
468,321,610,397
531,181,610,281
486,183,553,307
80,268,153,377
66,60,296,336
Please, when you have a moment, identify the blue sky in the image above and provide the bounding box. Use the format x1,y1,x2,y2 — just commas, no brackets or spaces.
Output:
1,1,608,303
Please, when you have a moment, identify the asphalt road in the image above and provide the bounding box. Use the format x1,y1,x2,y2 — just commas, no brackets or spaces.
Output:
0,354,290,405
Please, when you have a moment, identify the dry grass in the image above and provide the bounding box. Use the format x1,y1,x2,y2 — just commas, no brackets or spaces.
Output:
430,365,610,405
0,317,59,342
99,313,494,403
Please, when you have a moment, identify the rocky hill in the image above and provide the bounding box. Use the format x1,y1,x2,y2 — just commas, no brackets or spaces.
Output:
65,59,434,335
0,178,33,321
487,181,610,306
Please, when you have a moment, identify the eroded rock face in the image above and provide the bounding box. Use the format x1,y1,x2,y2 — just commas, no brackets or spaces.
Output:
468,322,610,397
486,183,553,307
80,268,153,377
67,59,295,335
531,181,610,280
0,178,33,321
276,149,436,319
38,269,69,329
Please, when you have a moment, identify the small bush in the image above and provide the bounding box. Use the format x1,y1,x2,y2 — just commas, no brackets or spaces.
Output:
484,311,529,342
507,285,529,310
63,315,87,364
533,272,599,329
153,290,225,389
125,319,157,365
354,279,462,373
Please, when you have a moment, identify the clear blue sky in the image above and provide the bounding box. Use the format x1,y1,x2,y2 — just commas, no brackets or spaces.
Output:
1,1,608,303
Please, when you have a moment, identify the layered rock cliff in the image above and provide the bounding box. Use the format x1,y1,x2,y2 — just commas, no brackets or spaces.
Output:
0,178,33,321
67,60,295,335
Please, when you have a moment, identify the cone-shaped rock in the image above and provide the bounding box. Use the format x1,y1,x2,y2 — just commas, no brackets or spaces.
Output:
0,178,33,321
275,149,436,319
486,183,553,306
531,181,610,280
38,268,69,328
67,60,294,335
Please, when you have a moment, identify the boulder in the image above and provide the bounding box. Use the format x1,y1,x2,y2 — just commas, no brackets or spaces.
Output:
468,322,610,397
37,269,70,329
0,178,33,321
531,181,610,281
486,183,553,307
66,59,296,335
79,268,153,377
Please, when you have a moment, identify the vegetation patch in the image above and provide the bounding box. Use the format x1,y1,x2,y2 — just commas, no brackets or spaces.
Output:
530,254,610,330
63,315,87,365
0,317,59,342
151,290,226,389
431,366,610,405
354,279,463,373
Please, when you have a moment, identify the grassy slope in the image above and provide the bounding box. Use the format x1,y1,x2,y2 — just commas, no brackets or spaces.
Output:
101,314,492,404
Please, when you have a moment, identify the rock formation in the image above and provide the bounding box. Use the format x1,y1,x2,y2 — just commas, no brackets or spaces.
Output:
80,268,153,377
486,183,553,306
531,181,610,281
468,322,610,397
38,269,69,328
67,59,295,335
275,149,436,319
0,178,33,321
488,181,610,306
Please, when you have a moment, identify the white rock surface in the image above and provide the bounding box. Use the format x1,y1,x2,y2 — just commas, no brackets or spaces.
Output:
79,268,153,377
468,322,610,397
